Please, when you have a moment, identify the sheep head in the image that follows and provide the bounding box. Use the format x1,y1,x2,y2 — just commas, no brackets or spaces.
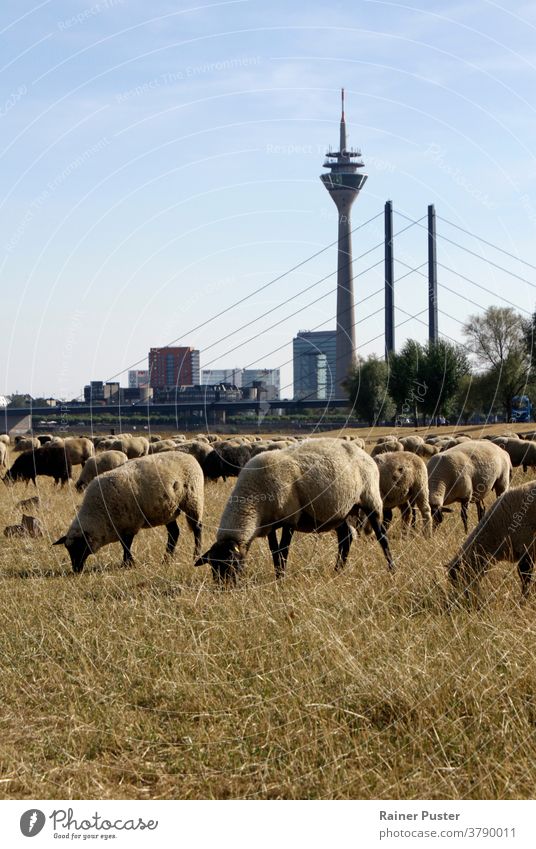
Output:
195,539,245,583
53,528,96,573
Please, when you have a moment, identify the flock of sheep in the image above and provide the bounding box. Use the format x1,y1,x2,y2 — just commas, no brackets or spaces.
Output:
1,427,536,600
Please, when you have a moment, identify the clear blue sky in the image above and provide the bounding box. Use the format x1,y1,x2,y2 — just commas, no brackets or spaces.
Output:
1,0,535,399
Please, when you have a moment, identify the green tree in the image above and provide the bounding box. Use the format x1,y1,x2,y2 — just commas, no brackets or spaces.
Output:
420,340,470,422
344,356,395,425
387,340,425,426
463,306,532,420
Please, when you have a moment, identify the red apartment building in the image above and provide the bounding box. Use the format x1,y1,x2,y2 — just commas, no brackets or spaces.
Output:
148,347,200,389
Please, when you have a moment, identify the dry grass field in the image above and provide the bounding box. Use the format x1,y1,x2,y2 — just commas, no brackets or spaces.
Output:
1,426,536,800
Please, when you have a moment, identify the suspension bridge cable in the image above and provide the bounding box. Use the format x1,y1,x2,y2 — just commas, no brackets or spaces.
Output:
394,209,536,290
395,256,532,316
101,209,385,384
437,215,536,273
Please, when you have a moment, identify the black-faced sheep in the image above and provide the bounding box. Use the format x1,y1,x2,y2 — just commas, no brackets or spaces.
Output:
427,440,511,533
54,452,204,573
492,437,536,474
4,444,72,487
75,450,129,492
13,437,40,452
202,443,253,481
448,480,536,599
195,438,393,582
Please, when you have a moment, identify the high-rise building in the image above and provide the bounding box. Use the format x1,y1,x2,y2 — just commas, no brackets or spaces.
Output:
201,368,243,387
293,331,337,400
148,347,200,389
242,368,280,400
128,369,150,388
320,89,367,389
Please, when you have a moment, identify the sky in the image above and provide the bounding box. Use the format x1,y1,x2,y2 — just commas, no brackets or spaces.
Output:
1,0,536,400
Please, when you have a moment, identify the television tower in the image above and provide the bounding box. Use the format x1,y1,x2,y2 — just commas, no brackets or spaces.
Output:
320,89,367,390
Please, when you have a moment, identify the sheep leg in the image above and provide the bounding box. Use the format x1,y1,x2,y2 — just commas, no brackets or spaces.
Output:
165,520,181,557
335,521,353,571
187,517,203,557
400,503,412,537
366,511,394,571
460,500,469,534
268,525,294,578
121,533,135,565
382,508,393,531
518,551,534,599
476,500,485,522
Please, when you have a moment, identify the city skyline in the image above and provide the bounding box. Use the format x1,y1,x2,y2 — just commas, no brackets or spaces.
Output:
1,1,536,399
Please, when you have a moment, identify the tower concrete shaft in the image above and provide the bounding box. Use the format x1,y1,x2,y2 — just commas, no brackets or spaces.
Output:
320,89,367,389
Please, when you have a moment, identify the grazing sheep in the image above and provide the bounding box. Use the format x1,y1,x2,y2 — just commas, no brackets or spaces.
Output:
54,452,204,573
61,437,95,467
148,434,162,443
75,450,129,492
0,443,6,469
399,435,424,452
4,444,72,486
373,451,432,537
37,434,53,445
147,439,180,454
371,439,403,457
413,443,440,460
202,443,253,481
13,437,40,452
175,440,214,469
448,480,536,599
97,436,149,459
427,440,511,533
195,438,393,582
0,434,10,445
491,437,536,474
375,435,399,445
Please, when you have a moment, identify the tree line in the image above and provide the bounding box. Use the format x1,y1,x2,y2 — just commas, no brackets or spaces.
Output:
344,306,536,426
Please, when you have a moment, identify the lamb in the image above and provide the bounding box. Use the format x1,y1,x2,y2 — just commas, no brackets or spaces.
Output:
0,443,7,469
371,439,403,457
75,450,129,492
4,444,72,486
53,452,204,573
373,451,432,537
195,438,393,581
427,440,511,533
448,480,536,599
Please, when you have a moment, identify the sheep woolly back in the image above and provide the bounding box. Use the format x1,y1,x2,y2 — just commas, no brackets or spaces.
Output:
216,437,382,547
67,452,204,551
450,480,536,570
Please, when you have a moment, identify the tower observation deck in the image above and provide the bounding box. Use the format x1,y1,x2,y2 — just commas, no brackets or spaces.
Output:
320,89,367,389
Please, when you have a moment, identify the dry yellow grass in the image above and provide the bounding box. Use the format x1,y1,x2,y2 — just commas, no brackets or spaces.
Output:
1,432,536,800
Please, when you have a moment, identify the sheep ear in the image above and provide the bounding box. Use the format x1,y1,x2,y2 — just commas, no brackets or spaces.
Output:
195,551,211,566
52,535,67,546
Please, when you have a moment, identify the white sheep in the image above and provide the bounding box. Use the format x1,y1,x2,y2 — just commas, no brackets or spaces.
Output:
413,443,440,460
0,434,10,445
61,436,95,467
0,442,7,469
427,440,511,533
54,452,204,573
373,451,432,537
75,450,129,492
195,438,393,581
448,479,536,599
